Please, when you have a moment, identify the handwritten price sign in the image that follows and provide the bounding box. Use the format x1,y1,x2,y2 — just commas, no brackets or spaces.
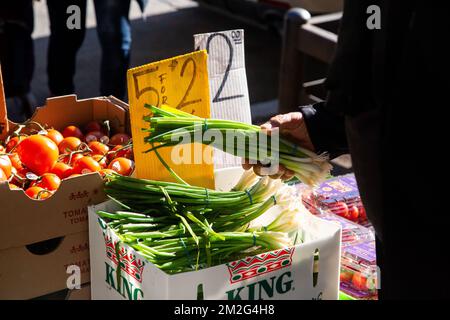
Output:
194,30,252,169
0,65,9,141
127,51,215,188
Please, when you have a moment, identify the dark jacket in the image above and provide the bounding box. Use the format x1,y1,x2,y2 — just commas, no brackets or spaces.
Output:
300,0,449,299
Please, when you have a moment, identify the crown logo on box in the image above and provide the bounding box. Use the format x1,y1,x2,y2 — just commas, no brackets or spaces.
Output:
104,235,146,283
226,248,295,284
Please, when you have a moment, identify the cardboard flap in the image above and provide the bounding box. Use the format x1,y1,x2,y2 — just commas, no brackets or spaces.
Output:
12,94,128,134
0,65,8,141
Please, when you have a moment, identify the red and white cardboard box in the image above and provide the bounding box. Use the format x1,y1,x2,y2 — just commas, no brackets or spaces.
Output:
88,168,341,300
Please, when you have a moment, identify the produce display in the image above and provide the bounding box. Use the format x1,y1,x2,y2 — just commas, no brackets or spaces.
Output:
142,105,332,187
0,120,134,200
340,241,378,300
301,174,369,226
97,169,304,274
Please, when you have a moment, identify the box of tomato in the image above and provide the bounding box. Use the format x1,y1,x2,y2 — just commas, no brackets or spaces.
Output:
0,93,132,300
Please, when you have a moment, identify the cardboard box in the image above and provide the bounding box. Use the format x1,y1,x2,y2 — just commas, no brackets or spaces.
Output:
88,168,341,300
0,94,129,299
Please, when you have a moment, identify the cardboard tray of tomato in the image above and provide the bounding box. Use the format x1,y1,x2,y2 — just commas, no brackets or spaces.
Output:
0,91,131,299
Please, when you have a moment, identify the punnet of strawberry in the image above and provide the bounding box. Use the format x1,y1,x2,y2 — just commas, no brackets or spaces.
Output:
0,120,134,200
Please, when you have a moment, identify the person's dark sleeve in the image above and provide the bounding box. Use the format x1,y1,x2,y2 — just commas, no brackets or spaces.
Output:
297,0,377,159
299,102,348,159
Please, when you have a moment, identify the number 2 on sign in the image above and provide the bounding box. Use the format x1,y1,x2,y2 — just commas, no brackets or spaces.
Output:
205,32,244,103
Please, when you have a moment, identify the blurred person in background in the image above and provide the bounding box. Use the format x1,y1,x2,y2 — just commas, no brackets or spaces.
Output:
244,1,449,299
47,0,148,100
0,1,36,122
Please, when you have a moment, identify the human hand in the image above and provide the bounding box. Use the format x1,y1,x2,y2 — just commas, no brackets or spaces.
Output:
242,112,315,180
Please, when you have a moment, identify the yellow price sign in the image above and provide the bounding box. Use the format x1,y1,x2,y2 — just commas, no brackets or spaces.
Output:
127,51,215,188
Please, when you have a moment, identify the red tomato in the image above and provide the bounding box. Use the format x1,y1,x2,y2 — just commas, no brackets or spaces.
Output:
0,154,12,178
58,137,82,154
108,145,133,161
8,153,24,170
50,162,73,179
348,205,360,222
0,168,7,181
92,155,108,169
32,173,61,191
352,272,368,291
84,121,104,134
5,136,25,152
109,133,130,146
72,156,101,174
25,186,52,200
16,135,59,176
60,153,84,166
358,205,367,221
340,270,353,283
62,125,84,140
85,131,109,144
44,129,64,146
329,201,349,218
108,157,134,176
89,141,109,156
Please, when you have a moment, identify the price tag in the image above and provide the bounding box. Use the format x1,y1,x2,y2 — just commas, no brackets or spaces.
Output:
0,65,9,141
127,51,215,188
194,30,252,169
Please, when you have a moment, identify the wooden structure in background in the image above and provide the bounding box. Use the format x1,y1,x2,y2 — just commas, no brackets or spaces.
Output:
278,8,341,113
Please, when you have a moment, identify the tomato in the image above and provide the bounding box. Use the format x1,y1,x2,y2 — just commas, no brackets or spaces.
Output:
72,156,101,174
60,152,84,166
358,205,367,221
329,201,349,219
32,173,61,191
5,136,25,152
16,135,59,176
340,269,353,283
352,272,368,291
84,121,105,134
92,155,107,169
8,153,24,170
108,145,133,161
0,168,7,181
58,137,82,154
88,141,109,156
44,129,64,146
109,133,130,146
348,205,359,222
0,145,5,153
108,157,134,176
50,162,73,179
99,168,116,178
0,154,12,178
25,186,52,200
62,125,84,140
85,131,109,144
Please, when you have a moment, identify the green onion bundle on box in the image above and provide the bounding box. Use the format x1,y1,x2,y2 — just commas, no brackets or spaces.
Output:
101,170,305,274
142,105,332,187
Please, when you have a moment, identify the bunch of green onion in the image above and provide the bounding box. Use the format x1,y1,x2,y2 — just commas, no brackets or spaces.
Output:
142,105,332,186
100,171,303,274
